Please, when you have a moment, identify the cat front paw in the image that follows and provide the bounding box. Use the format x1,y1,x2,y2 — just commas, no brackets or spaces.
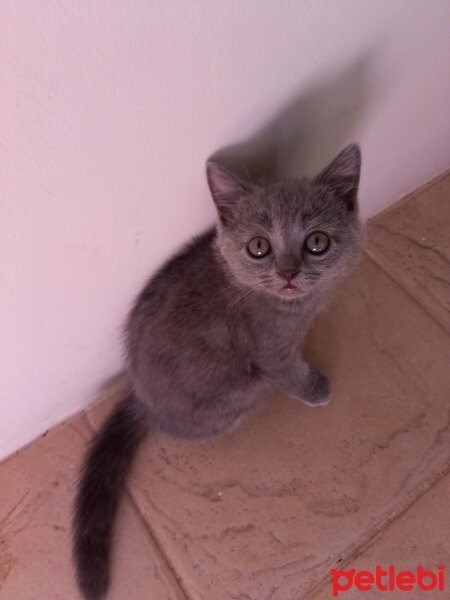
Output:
301,368,331,407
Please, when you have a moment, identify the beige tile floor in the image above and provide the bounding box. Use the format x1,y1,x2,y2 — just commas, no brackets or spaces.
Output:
1,172,449,600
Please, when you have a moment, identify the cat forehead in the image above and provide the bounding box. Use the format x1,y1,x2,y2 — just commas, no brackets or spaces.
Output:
256,178,310,204
239,179,341,229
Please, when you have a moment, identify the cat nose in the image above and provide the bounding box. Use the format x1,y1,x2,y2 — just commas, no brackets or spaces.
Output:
276,268,300,281
276,255,300,280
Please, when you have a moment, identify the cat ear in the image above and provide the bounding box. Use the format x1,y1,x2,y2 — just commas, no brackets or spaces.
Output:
206,162,250,224
314,144,361,211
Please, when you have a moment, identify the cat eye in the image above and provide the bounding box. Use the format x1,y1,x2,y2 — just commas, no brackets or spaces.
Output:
247,236,271,258
304,231,330,255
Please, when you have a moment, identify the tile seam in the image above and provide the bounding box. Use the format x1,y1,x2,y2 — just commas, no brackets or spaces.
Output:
303,461,450,599
362,250,449,336
125,489,195,600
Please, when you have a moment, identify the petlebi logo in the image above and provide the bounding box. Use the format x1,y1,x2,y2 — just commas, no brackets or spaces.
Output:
330,564,446,597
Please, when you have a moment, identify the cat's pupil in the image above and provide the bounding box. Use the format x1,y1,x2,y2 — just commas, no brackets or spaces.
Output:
305,231,330,255
247,236,271,258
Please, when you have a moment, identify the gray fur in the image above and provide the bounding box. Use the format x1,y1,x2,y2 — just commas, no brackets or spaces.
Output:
73,144,362,599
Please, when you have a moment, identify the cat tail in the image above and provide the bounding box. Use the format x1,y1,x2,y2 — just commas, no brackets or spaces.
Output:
72,393,149,600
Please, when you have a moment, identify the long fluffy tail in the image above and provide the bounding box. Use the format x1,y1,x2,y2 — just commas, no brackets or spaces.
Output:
73,394,149,600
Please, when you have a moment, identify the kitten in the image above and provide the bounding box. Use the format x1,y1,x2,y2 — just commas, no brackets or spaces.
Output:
73,144,362,599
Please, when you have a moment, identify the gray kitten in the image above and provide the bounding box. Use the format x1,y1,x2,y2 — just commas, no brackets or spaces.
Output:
73,144,362,600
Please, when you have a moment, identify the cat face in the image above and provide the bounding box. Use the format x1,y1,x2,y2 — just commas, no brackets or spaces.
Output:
207,145,362,301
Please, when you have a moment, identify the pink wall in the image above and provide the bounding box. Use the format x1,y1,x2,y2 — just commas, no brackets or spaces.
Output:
1,0,449,459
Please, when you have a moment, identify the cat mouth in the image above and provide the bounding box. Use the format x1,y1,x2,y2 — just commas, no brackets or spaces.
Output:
281,282,298,291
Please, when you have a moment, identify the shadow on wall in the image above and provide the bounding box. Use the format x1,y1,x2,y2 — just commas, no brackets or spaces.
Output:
209,50,377,183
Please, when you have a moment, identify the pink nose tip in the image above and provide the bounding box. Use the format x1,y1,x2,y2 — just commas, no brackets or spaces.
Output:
277,269,300,281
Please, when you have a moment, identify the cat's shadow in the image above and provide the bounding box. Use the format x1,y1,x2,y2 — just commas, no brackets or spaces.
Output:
209,48,380,184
